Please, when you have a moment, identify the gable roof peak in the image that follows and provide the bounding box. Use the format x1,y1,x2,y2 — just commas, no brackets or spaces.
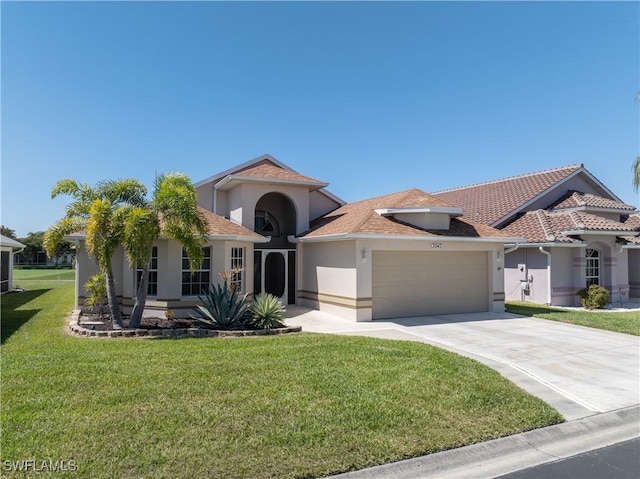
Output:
433,164,583,194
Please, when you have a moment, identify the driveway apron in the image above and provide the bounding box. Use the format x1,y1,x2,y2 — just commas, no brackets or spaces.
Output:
285,307,640,420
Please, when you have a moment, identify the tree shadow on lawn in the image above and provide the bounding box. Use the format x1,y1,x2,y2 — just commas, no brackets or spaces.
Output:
0,289,49,344
506,303,570,317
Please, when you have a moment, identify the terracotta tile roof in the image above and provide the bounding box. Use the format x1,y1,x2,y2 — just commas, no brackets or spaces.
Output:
198,207,263,238
66,209,263,240
233,161,325,185
432,164,583,226
621,213,640,244
550,191,636,211
502,210,638,243
623,212,640,230
303,189,509,239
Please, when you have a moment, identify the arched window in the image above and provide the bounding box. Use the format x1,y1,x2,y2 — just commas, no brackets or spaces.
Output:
254,211,280,237
585,248,600,286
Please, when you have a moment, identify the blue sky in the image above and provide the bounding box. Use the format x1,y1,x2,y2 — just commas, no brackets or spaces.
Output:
2,1,638,237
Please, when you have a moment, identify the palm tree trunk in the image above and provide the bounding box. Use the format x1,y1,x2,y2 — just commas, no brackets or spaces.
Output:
129,264,149,328
105,269,123,329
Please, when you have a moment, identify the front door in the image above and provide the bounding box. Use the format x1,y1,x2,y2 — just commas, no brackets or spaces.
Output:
264,251,286,302
254,249,295,304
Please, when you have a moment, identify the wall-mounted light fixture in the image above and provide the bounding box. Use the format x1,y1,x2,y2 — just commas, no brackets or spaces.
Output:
362,249,368,263
497,250,503,270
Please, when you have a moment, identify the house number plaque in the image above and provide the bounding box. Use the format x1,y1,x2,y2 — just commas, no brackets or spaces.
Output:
431,242,443,249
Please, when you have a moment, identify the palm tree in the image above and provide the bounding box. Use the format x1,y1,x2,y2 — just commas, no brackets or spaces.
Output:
44,179,147,329
125,173,208,328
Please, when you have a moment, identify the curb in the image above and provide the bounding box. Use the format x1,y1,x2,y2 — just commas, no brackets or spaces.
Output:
329,406,640,479
67,310,302,339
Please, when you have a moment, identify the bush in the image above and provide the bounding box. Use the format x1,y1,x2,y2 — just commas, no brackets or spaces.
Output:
193,274,250,330
249,294,286,329
576,284,609,310
85,272,108,318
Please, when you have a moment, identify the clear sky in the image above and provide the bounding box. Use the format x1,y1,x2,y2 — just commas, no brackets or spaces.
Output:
2,1,639,238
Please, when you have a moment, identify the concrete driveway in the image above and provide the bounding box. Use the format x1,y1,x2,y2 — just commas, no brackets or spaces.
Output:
284,307,640,420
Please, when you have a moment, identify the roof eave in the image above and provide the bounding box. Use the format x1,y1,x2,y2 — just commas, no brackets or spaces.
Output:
375,206,464,217
215,175,329,192
506,241,585,248
563,229,637,236
208,234,270,243
295,233,520,244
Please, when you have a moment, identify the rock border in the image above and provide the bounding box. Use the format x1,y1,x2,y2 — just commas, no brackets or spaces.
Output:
67,311,302,338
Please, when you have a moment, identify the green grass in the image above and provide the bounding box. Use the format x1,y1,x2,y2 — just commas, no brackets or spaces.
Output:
12,268,75,283
1,281,562,479
506,301,640,336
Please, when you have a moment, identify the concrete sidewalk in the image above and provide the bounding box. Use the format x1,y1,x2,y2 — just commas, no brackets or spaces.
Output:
283,306,640,478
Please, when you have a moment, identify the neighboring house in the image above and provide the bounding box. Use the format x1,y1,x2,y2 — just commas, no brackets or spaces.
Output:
0,234,25,293
70,154,516,321
433,164,640,306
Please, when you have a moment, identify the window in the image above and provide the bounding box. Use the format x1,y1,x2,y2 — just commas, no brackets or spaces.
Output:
230,247,245,292
182,247,211,296
586,248,600,286
254,211,280,236
136,246,158,296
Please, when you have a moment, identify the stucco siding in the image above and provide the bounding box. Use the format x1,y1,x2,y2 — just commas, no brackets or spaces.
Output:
629,249,640,302
309,189,341,221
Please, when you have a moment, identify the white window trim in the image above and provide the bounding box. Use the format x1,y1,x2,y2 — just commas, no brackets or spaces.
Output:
230,247,245,293
585,247,600,287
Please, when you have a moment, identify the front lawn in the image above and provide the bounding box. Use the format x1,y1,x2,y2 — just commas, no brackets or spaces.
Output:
12,268,75,283
506,301,640,336
1,281,562,479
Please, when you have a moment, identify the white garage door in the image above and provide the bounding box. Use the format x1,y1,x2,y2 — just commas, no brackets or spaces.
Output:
372,251,489,320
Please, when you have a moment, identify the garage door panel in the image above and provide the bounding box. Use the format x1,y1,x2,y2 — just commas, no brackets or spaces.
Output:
372,251,488,319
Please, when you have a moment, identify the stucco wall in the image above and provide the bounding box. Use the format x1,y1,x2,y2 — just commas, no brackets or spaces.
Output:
629,249,640,302
505,238,632,307
196,184,213,212
74,239,255,317
308,189,342,221
221,183,310,235
300,238,505,321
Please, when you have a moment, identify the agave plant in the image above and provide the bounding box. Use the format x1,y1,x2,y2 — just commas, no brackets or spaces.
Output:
249,293,286,329
193,273,250,330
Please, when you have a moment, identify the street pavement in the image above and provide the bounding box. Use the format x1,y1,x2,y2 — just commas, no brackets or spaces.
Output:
496,437,640,479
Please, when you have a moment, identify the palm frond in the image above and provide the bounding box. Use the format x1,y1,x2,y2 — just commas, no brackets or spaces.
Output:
95,178,148,207
51,179,83,199
43,218,85,257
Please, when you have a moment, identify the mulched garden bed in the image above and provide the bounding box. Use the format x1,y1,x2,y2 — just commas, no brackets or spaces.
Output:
68,311,302,338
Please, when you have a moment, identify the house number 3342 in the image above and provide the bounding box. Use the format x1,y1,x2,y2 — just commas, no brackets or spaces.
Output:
431,242,443,249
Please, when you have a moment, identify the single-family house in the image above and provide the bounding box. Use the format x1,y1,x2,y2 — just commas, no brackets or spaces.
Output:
70,154,517,321
1,234,25,293
433,164,640,306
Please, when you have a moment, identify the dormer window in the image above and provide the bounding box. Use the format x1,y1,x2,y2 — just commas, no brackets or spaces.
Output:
255,211,280,236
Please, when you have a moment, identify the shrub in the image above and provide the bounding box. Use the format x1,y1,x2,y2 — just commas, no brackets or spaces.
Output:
193,273,250,330
576,284,609,310
85,272,108,318
249,294,286,329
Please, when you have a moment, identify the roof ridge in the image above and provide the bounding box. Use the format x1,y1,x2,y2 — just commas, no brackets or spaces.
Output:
343,188,421,208
535,210,556,241
569,211,585,229
432,164,583,194
352,210,379,233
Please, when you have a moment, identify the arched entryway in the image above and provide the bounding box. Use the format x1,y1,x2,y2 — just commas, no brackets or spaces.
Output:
253,193,297,304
